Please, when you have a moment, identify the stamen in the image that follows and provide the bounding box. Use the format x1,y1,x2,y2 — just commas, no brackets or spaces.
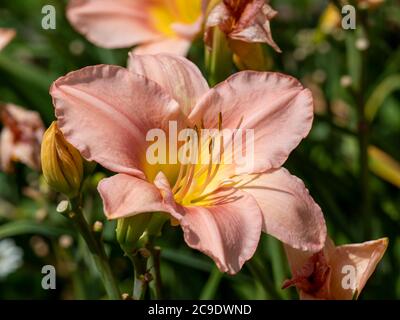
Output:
208,137,213,154
195,130,224,196
190,186,238,204
171,113,236,205
171,163,187,194
174,163,195,202
193,136,214,178
235,116,244,130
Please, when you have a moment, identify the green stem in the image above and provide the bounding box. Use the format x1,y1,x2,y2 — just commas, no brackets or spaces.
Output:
357,95,371,237
150,244,163,300
205,28,233,86
68,198,121,299
355,11,372,239
129,250,150,300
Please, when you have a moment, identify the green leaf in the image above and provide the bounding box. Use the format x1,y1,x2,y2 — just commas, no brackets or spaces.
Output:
0,220,71,239
161,248,213,272
199,267,223,300
0,54,54,92
369,146,400,188
365,74,400,123
345,31,362,92
267,236,290,299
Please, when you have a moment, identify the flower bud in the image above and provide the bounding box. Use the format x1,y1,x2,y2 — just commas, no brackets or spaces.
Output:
116,213,152,254
41,121,83,198
93,221,104,233
146,212,169,237
230,41,272,71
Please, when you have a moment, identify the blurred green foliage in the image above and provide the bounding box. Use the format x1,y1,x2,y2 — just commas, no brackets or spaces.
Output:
0,0,399,299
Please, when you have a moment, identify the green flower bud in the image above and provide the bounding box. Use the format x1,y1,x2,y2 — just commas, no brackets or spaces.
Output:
116,214,152,254
41,121,83,198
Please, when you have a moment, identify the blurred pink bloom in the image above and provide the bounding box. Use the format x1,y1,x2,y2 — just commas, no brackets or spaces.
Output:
283,237,388,299
67,0,206,56
0,28,16,51
50,54,326,274
205,0,281,52
0,104,44,172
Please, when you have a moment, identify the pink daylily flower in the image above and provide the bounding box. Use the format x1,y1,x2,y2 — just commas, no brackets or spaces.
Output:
283,237,388,299
0,28,16,51
0,104,44,172
50,54,326,274
67,0,206,56
205,0,281,52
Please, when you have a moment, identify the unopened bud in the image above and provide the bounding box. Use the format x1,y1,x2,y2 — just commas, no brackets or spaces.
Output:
121,293,132,300
56,200,70,214
147,212,169,237
93,221,103,233
231,41,272,71
41,121,83,198
116,214,151,254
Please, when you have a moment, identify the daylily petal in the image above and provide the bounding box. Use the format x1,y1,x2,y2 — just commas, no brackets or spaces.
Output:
204,2,231,45
67,0,161,49
98,173,167,220
190,71,314,175
230,1,281,52
205,0,280,52
174,188,263,274
284,237,388,300
239,168,326,252
152,171,263,272
0,28,16,51
328,237,388,299
50,64,183,177
128,53,209,116
0,104,44,172
0,128,14,172
132,38,192,56
282,249,332,299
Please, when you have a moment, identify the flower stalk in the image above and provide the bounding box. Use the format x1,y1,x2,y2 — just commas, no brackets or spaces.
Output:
205,27,233,86
130,248,152,300
57,199,121,299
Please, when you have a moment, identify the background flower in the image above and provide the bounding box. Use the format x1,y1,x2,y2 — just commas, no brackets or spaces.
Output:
67,0,205,55
0,104,44,172
0,28,15,51
283,237,388,299
0,239,23,280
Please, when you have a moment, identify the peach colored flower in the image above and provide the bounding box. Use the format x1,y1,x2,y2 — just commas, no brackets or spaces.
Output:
205,0,281,52
0,104,44,172
0,28,16,51
67,0,206,55
283,237,388,299
50,54,326,274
